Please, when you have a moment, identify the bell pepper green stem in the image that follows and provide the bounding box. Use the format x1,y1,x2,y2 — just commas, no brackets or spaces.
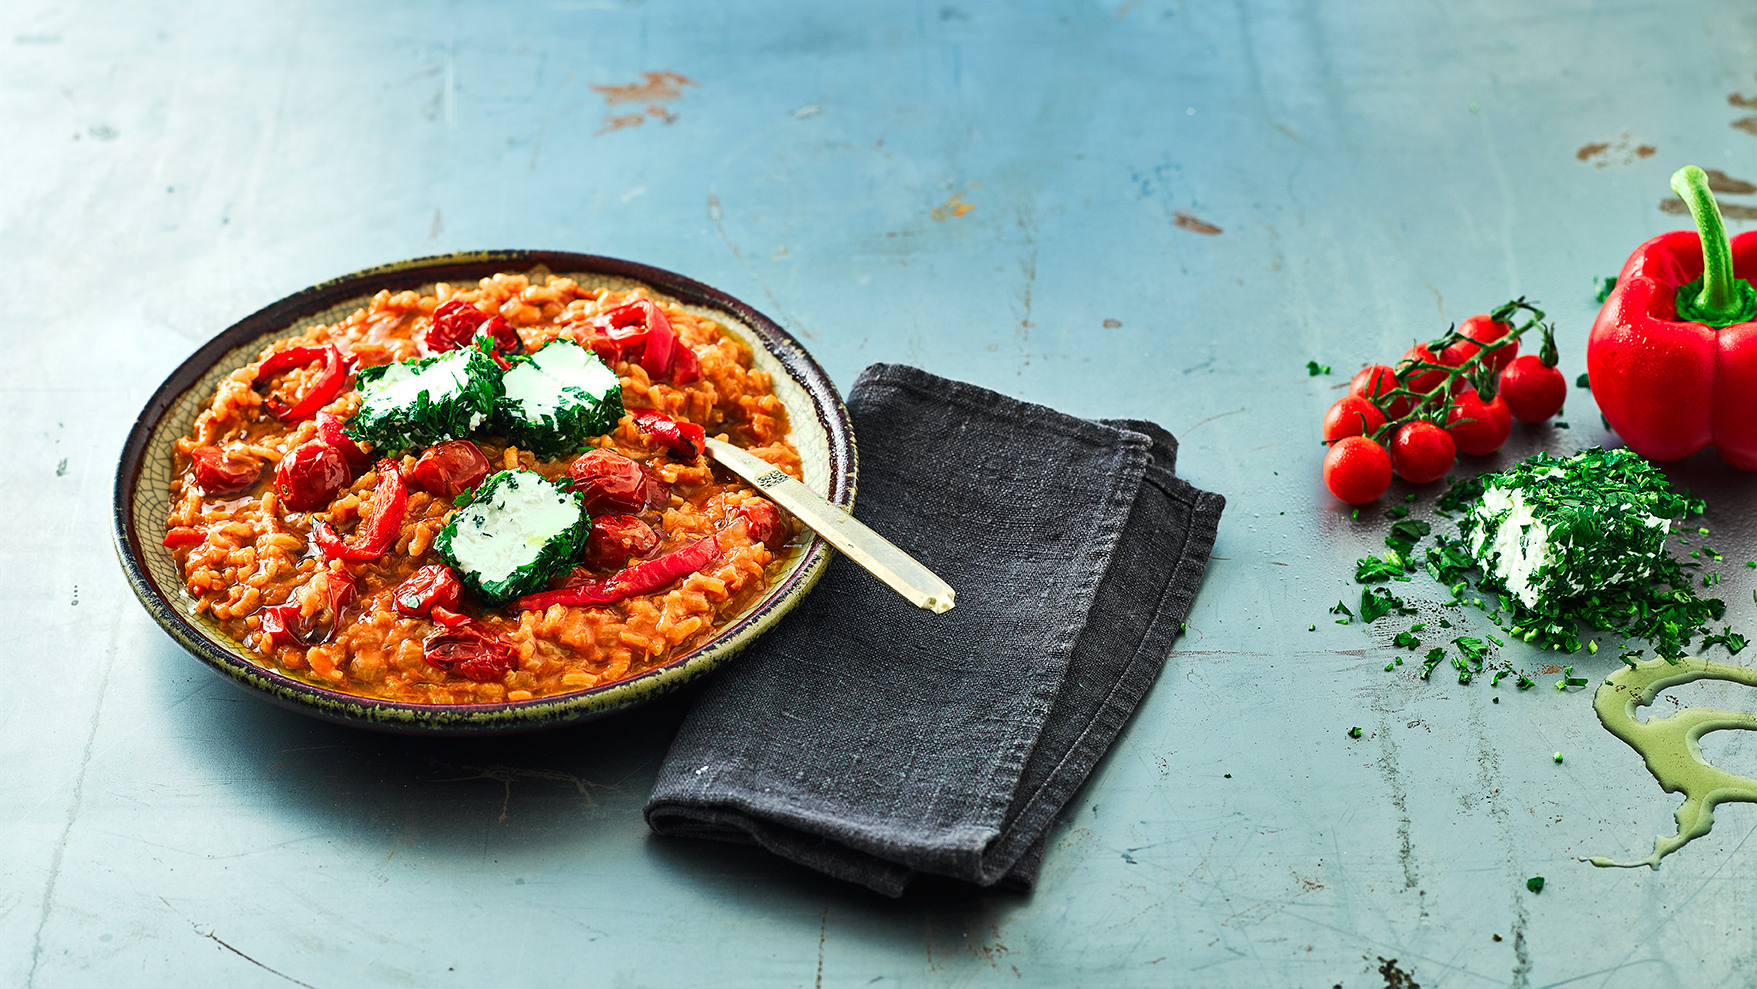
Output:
1671,165,1757,328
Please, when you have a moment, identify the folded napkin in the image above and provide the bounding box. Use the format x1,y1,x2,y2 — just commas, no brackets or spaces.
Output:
644,363,1224,896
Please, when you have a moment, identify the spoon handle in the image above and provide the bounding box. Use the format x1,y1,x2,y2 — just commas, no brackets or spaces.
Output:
704,438,956,613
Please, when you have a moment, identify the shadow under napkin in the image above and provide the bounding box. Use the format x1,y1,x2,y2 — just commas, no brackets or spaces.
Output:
645,363,1224,896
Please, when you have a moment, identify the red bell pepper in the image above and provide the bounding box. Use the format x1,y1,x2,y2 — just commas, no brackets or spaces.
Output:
514,534,721,611
313,458,408,562
255,344,348,422
1588,165,1757,467
631,410,706,458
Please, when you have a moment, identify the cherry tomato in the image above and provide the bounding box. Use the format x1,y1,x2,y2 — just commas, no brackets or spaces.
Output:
734,499,791,551
315,411,369,473
477,315,523,356
394,565,465,618
422,623,517,682
584,514,661,570
1321,396,1388,442
1446,388,1513,456
411,440,491,498
274,441,350,511
1323,436,1393,504
1390,420,1456,483
425,299,489,352
189,445,264,495
1398,343,1457,405
569,449,666,515
1498,356,1568,423
1349,364,1410,419
1443,314,1519,375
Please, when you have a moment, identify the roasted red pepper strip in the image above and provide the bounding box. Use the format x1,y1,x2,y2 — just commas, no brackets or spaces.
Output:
255,344,347,422
313,458,408,562
630,410,706,458
515,535,721,611
162,527,207,548
1589,166,1757,467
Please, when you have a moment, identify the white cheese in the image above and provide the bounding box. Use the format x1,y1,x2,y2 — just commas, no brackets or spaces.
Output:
500,339,619,421
446,471,581,584
1468,487,1556,609
360,347,476,410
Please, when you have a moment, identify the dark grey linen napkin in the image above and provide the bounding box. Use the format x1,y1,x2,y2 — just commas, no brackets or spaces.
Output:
644,363,1225,896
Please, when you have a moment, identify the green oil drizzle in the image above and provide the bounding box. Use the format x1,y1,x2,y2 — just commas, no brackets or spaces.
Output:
1589,656,1757,868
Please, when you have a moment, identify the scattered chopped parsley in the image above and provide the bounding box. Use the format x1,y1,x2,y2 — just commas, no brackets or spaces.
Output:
1595,275,1618,302
1576,372,1591,389
1347,727,1362,739
1306,360,1332,376
1526,876,1546,894
1553,752,1564,763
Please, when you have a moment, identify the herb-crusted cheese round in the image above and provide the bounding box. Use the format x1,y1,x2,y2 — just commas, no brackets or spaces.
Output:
1463,449,1675,613
435,469,588,604
347,347,502,452
493,339,624,457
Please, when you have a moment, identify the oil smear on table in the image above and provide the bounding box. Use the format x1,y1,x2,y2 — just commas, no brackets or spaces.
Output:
1588,656,1757,868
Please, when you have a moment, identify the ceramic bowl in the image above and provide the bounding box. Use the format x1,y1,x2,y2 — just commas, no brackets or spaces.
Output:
112,251,855,734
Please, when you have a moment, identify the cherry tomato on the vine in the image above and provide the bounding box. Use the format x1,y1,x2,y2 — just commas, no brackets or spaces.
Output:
1498,356,1567,423
1323,436,1393,505
1445,387,1513,456
1349,364,1410,419
1397,343,1458,405
1442,314,1519,375
1321,396,1388,442
1389,420,1456,484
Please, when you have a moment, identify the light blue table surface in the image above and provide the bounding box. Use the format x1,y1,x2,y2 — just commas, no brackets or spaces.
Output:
8,0,1757,985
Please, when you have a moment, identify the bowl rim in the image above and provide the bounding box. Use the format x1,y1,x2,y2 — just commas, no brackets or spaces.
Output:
111,250,855,735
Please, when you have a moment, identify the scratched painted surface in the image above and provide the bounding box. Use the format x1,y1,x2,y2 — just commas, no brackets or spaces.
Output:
6,0,1757,986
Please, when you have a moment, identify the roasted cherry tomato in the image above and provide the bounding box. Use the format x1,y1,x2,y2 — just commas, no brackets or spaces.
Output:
423,623,517,682
425,299,489,352
1499,355,1567,423
1390,420,1456,483
274,441,350,511
315,411,369,473
734,499,791,552
189,445,264,495
394,565,465,618
1321,396,1388,443
411,439,491,499
583,514,661,570
1446,387,1513,456
569,449,666,515
1443,314,1519,376
1322,436,1392,505
1348,364,1410,419
477,315,522,356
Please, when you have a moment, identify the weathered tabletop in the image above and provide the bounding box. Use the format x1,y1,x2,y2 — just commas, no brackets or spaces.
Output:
8,1,1757,985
